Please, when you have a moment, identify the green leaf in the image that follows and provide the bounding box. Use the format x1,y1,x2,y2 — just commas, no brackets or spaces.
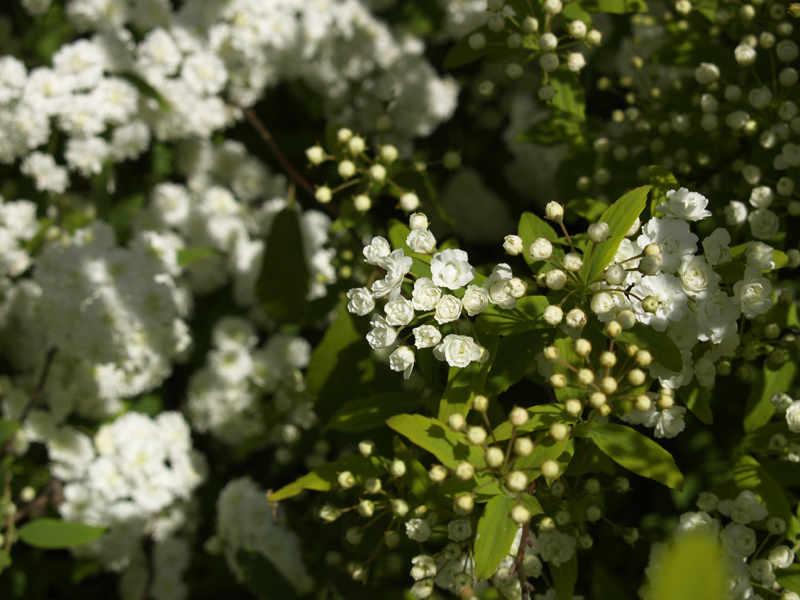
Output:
327,392,422,432
237,549,300,600
615,324,682,373
733,455,793,530
474,495,517,580
269,455,385,502
256,206,309,324
519,494,544,516
744,356,797,433
551,554,578,600
549,70,586,148
515,438,574,483
552,334,584,402
0,548,9,569
648,166,679,219
590,423,684,490
439,474,502,503
17,519,105,549
584,186,651,283
0,420,19,446
695,0,718,21
518,119,564,146
109,193,145,240
387,414,486,470
177,247,221,267
576,0,648,13
393,438,451,512
677,381,713,425
443,25,521,70
778,564,800,594
518,212,563,271
485,329,552,396
650,534,725,600
565,198,608,223
493,405,576,441
437,335,498,422
475,296,551,335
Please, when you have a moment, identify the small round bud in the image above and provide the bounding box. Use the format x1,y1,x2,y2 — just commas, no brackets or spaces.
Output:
409,212,429,230
657,394,674,410
599,351,617,368
468,32,486,50
578,535,594,549
605,264,626,285
338,159,356,179
635,394,652,412
617,310,636,330
613,477,630,493
467,426,488,446
564,252,583,272
316,186,333,204
509,406,529,427
478,80,495,96
504,235,524,256
605,321,622,338
591,292,614,315
399,193,420,212
429,465,448,483
566,308,587,329
543,346,560,361
511,505,532,524
568,19,587,38
379,144,399,164
545,202,564,222
767,517,786,535
642,295,659,314
550,422,569,441
555,510,571,525
369,164,387,183
514,437,534,457
539,517,556,532
584,478,601,494
358,499,375,517
506,470,529,492
586,29,602,46
764,323,781,339
623,527,639,544
639,254,663,275
588,222,610,243
306,145,326,165
353,194,371,212
337,128,353,143
543,305,564,326
550,374,567,388
455,494,475,515
540,460,560,479
365,477,382,494
455,461,475,481
390,460,406,477
635,350,652,367
348,135,365,154
577,368,595,385
472,394,489,412
522,15,539,33
530,238,553,260
320,503,342,522
589,392,607,408
599,376,617,394
505,62,523,78
565,398,583,416
485,447,505,468
443,151,462,170
359,440,376,456
628,368,646,386
338,471,356,489
346,527,363,545
449,414,466,432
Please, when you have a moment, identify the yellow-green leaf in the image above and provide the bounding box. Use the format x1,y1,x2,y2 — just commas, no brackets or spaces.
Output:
18,519,105,549
650,534,725,600
474,495,517,580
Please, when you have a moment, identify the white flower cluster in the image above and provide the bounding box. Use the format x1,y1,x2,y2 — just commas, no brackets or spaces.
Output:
0,221,190,421
51,411,206,600
215,477,314,595
348,214,525,375
644,490,795,600
0,195,39,287
597,188,773,392
187,316,317,454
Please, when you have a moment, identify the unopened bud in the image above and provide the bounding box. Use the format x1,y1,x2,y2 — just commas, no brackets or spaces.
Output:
540,460,560,479
588,222,610,243
390,460,406,477
449,413,466,431
550,422,569,440
565,398,583,416
472,394,489,412
514,437,534,457
509,406,529,427
545,202,564,222
504,235,524,255
511,505,532,524
485,447,505,468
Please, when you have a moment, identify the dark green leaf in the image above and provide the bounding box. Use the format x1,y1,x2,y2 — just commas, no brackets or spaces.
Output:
576,0,648,13
695,0,718,20
590,423,684,490
439,474,502,503
744,356,797,433
779,564,800,594
327,393,421,432
549,70,586,148
519,494,544,516
474,495,517,580
0,548,9,569
0,420,19,446
257,206,309,324
485,329,551,396
393,438,451,512
677,381,713,425
584,186,650,283
616,324,682,373
237,550,300,600
551,554,578,600
552,334,584,402
177,247,221,267
443,25,522,70
17,519,105,549
734,455,793,531
269,455,385,502
493,405,576,441
475,296,551,335
565,198,608,223
387,414,486,469
648,166,679,219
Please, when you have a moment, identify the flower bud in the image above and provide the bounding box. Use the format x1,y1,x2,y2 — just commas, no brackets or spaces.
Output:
565,398,583,416
338,160,356,179
514,437,534,457
369,164,387,183
540,460,560,479
337,128,353,142
588,222,610,243
617,310,636,329
306,145,326,165
543,304,564,326
614,477,630,492
623,527,639,544
443,151,462,170
429,464,448,483
409,212,429,230
574,338,592,357
657,394,674,410
468,32,486,50
400,193,420,212
545,202,564,222
509,406,529,427
530,238,553,260
353,194,371,211
485,447,505,468
390,459,406,477
358,499,375,517
589,392,607,408
385,531,400,548
550,373,567,388
591,292,614,314
506,278,527,298
472,394,489,412
577,368,594,385
544,345,560,361
365,477,382,494
320,503,342,522
380,144,399,164
504,235,524,255
605,264,626,285
455,461,475,481
511,505,531,524
599,377,617,394
586,505,602,522
522,15,539,33
642,295,660,313
346,527,363,545
348,135,365,154
448,413,466,432
316,186,333,204
566,308,587,329
578,534,594,549
466,426,487,446
455,494,475,515
507,470,529,491
550,422,569,441
605,320,622,338
636,350,652,367
555,510,571,525
551,481,565,497
628,368,646,386
564,253,583,271
338,471,356,489
539,517,556,532
359,440,376,456
639,254,663,275
599,351,617,368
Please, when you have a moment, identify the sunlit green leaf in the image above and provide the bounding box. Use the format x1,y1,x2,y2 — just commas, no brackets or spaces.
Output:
18,519,105,549
474,495,517,580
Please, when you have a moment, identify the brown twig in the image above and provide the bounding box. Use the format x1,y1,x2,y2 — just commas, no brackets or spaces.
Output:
241,107,316,198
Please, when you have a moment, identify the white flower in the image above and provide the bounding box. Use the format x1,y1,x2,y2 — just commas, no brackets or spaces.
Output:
768,546,795,569
462,285,489,316
406,518,432,542
410,555,437,581
725,201,748,226
657,188,712,221
431,249,475,290
721,523,757,558
637,217,698,273
530,238,553,261
433,335,481,368
385,297,415,326
484,263,517,309
694,356,716,388
734,44,757,67
733,266,773,318
366,315,397,349
748,208,779,240
435,295,463,324
630,274,688,332
653,406,686,438
363,236,391,265
590,292,614,314
410,580,433,599
447,519,472,541
346,287,375,316
702,229,732,266
730,491,768,525
504,235,524,255
678,256,720,298
407,229,437,254
537,530,577,566
413,325,442,349
749,186,774,208
390,346,415,379
744,241,775,270
674,511,719,538
372,249,413,300
412,278,441,311
696,290,740,344
786,401,800,433
771,393,793,413
695,63,720,85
